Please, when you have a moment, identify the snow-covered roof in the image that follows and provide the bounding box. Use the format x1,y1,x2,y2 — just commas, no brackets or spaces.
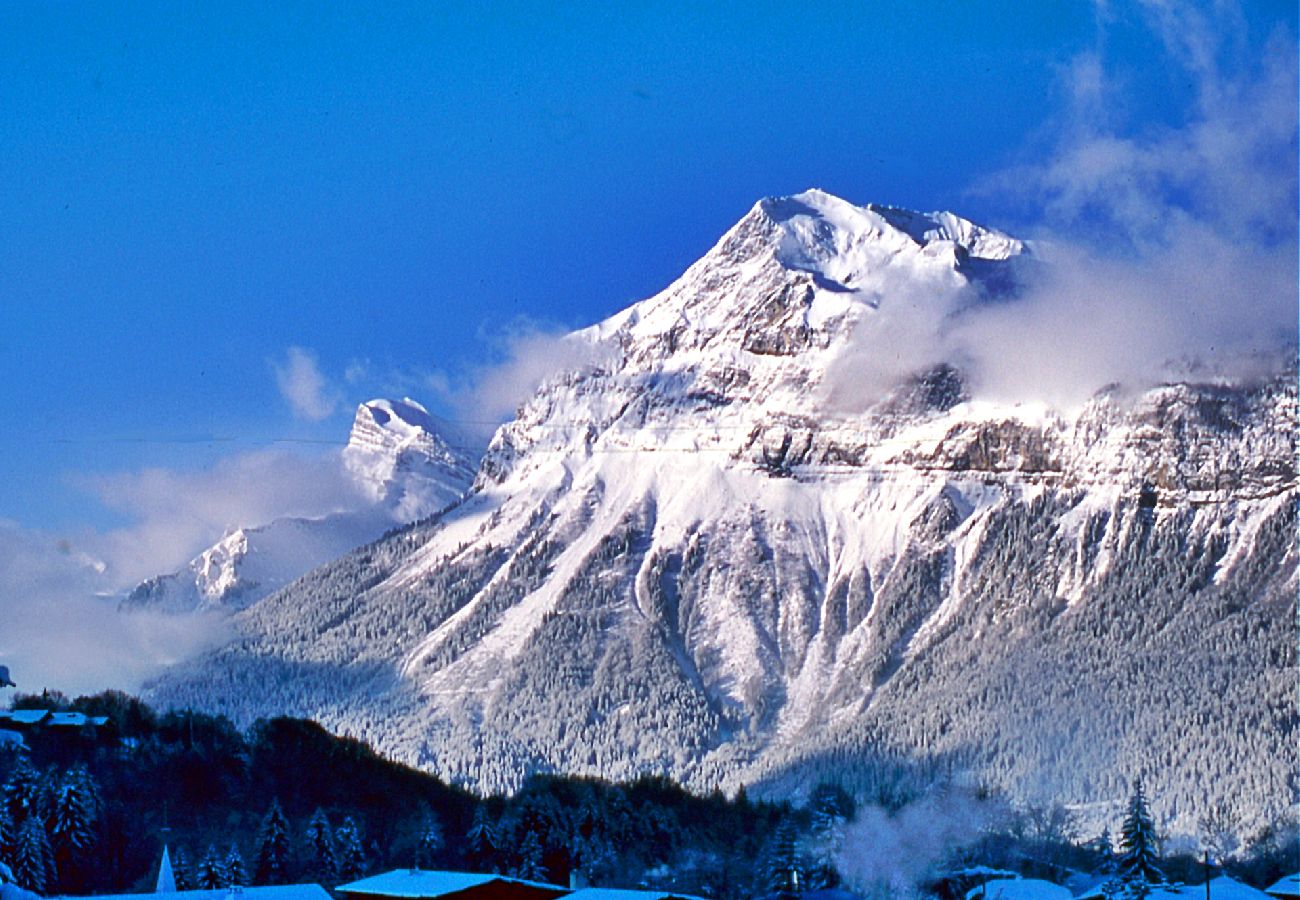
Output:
0,882,41,900
87,885,332,900
1079,878,1271,900
1267,876,1300,898
965,878,1071,900
1204,877,1277,900
48,711,88,726
338,870,567,899
568,889,708,900
1,710,47,725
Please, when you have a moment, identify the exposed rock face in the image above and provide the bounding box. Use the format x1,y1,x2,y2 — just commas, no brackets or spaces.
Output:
148,190,1296,836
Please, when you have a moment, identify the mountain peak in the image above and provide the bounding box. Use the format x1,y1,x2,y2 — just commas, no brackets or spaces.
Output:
751,189,1024,275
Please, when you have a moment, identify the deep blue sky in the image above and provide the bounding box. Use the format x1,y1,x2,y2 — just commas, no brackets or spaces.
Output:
0,2,1293,532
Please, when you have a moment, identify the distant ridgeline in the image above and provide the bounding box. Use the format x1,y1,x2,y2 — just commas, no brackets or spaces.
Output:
0,691,1295,900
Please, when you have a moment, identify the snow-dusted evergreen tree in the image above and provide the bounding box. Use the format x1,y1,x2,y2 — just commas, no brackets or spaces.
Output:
467,806,500,873
2,757,40,827
414,810,443,869
1117,780,1164,895
224,844,248,887
50,766,98,892
571,831,616,887
511,829,546,882
762,817,804,899
0,802,15,874
304,808,336,883
254,800,291,885
805,783,851,889
196,844,226,889
1089,827,1117,874
173,845,194,891
335,816,365,881
13,815,53,893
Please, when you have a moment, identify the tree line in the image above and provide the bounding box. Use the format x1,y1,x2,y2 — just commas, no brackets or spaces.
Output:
0,689,1294,899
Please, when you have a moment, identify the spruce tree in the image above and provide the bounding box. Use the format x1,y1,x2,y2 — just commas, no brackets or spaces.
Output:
335,816,365,881
762,818,804,899
414,810,443,869
1118,780,1164,892
304,808,336,883
511,829,546,882
224,844,248,887
197,844,226,890
0,802,15,874
50,766,98,892
806,784,850,889
1090,827,1117,874
13,815,53,893
254,800,291,885
467,806,500,873
173,846,194,891
2,757,39,826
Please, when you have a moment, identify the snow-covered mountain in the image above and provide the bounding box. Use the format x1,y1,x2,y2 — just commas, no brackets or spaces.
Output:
148,190,1296,835
122,398,477,613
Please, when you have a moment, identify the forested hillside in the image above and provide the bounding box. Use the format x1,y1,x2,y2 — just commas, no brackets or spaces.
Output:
1,692,1295,899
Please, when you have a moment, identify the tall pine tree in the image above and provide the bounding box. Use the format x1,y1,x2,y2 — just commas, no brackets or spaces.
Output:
304,808,337,884
224,844,248,887
335,816,365,881
13,814,53,894
762,818,804,900
196,844,226,890
467,807,500,874
414,810,443,870
173,846,194,891
0,802,15,875
1118,780,1165,893
511,829,546,883
2,756,40,827
50,766,99,893
254,800,291,885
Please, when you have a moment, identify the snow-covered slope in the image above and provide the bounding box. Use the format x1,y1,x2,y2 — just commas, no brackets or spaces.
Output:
123,398,477,613
148,191,1296,835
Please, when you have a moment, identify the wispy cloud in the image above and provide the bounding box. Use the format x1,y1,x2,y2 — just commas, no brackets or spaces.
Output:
0,521,230,697
273,346,342,421
427,318,615,433
837,788,1007,899
82,449,370,585
829,0,1296,410
959,0,1296,402
0,445,377,694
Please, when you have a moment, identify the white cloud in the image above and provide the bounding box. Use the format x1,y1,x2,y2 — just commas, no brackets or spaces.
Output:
829,0,1296,409
0,521,230,697
81,449,370,585
0,445,378,694
273,346,342,421
428,318,615,433
838,789,1008,899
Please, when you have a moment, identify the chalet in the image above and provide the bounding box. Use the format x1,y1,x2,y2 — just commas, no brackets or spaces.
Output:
1266,876,1300,900
567,890,707,900
0,709,109,730
964,878,1071,900
338,871,569,900
0,710,50,728
1078,877,1272,900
